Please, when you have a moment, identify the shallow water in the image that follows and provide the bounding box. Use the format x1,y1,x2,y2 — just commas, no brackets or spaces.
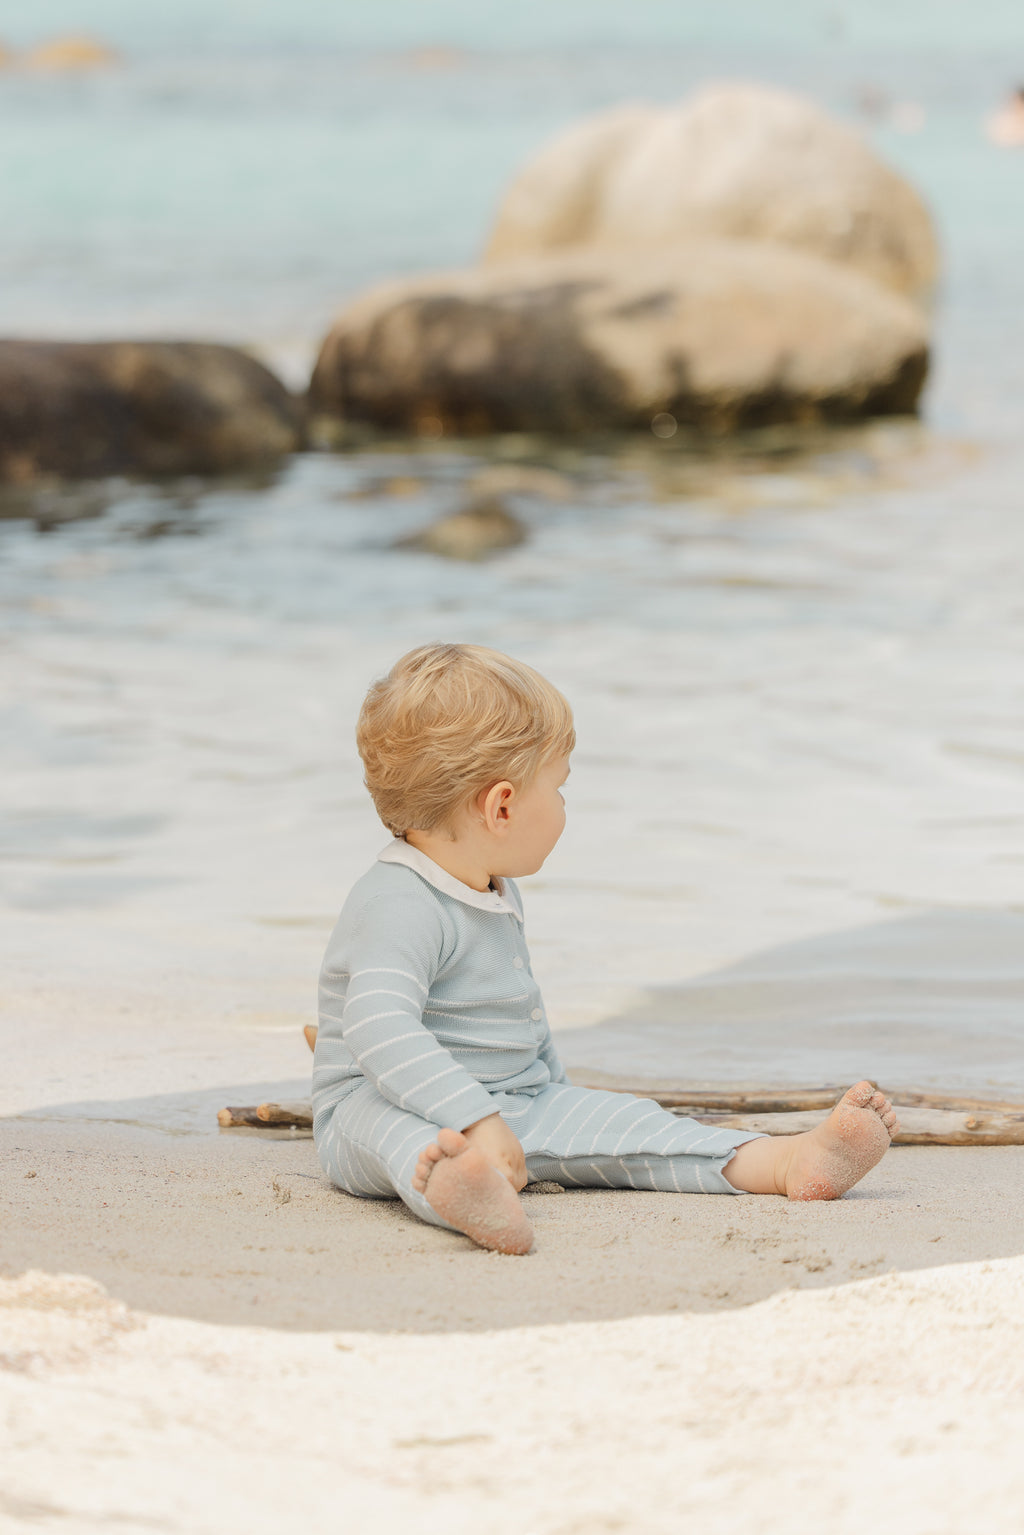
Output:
3,427,1024,1106
2,2,1024,1110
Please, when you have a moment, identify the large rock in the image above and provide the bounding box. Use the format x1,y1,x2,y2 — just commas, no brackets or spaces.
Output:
308,241,929,436
484,85,938,301
0,341,301,482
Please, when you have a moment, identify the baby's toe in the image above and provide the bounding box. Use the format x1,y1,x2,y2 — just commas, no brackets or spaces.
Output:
436,1127,469,1156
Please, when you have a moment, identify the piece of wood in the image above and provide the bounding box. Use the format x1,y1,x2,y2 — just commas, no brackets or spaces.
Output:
578,1077,1024,1116
218,1095,1024,1145
617,1086,847,1113
256,1101,315,1127
217,1106,268,1128
690,1106,1024,1146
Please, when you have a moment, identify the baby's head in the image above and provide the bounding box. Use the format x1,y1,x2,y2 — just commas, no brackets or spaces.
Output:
357,643,575,842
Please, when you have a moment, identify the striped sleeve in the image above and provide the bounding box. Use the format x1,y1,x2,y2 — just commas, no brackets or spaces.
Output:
332,891,497,1132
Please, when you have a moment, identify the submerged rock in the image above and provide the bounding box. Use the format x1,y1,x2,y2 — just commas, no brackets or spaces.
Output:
484,84,938,302
0,341,301,482
465,464,574,502
309,240,928,436
396,495,527,560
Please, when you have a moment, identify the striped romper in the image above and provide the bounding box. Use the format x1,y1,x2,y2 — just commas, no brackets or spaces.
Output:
312,840,762,1231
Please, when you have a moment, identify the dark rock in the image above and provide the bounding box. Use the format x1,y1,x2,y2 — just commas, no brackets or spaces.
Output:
309,240,929,436
0,341,302,483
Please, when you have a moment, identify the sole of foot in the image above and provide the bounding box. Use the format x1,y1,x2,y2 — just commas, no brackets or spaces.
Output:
785,1080,899,1201
413,1127,534,1254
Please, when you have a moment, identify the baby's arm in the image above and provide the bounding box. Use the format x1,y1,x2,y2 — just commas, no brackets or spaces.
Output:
324,890,496,1132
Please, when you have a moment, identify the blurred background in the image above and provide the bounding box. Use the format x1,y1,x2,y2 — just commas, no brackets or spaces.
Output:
3,0,1024,1118
0,0,1022,415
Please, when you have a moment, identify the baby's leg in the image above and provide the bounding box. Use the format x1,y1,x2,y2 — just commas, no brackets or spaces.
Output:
723,1081,899,1199
505,1082,896,1200
315,1082,532,1252
504,1084,761,1195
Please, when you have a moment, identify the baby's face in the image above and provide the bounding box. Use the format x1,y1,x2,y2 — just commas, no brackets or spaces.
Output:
501,755,570,877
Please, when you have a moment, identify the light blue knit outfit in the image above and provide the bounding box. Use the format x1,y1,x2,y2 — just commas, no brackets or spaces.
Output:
312,841,763,1230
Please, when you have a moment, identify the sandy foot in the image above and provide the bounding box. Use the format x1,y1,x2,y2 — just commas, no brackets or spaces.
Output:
783,1081,899,1201
412,1127,535,1254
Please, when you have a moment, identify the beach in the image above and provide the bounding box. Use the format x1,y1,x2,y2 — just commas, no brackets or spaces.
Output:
5,1096,1024,1532
4,1,1024,1527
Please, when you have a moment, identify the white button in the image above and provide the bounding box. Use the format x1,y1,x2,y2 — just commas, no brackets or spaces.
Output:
531,1008,543,1021
513,956,524,969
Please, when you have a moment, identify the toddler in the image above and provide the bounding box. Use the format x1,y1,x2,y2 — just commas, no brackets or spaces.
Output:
312,643,898,1254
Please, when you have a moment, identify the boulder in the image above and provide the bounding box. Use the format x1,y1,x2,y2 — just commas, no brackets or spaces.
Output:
396,495,527,560
308,240,929,436
0,341,302,482
484,84,938,301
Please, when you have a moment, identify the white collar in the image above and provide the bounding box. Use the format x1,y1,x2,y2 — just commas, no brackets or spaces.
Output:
377,839,523,921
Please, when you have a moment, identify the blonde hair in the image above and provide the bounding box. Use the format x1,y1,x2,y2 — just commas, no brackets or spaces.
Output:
357,643,575,836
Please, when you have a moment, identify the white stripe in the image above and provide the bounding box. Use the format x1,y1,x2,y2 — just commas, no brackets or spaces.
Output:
421,995,529,1010
343,987,421,1007
429,1081,492,1114
532,1089,599,1150
394,1064,464,1101
586,1099,634,1156
350,967,428,993
446,1038,533,1052
374,1045,448,1084
423,1010,531,1025
342,1009,407,1037
358,1032,437,1062
611,1107,663,1156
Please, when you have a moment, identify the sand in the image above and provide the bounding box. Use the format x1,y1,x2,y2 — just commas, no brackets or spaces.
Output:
5,1085,1024,1532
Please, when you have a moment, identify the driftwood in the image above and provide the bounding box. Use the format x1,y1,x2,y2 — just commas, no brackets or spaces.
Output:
218,1096,1024,1145
217,1105,270,1128
244,1025,1024,1143
692,1107,1024,1146
217,1102,313,1129
256,1100,316,1126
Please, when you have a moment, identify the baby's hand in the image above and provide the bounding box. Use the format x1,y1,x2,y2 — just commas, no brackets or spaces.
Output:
461,1112,527,1191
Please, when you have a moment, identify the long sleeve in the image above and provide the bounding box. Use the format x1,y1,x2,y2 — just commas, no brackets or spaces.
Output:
329,890,497,1131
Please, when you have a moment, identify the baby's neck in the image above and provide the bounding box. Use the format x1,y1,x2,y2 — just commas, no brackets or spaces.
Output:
403,829,495,893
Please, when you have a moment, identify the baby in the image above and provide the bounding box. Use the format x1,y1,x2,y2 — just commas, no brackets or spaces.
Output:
312,642,898,1254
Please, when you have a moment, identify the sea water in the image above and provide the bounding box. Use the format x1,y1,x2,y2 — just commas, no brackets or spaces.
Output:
2,0,1024,1112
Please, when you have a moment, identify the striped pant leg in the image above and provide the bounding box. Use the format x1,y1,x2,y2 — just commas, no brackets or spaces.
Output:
313,1081,458,1230
502,1083,765,1196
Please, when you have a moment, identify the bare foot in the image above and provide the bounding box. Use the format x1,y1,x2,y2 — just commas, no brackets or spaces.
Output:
412,1128,534,1254
780,1081,899,1201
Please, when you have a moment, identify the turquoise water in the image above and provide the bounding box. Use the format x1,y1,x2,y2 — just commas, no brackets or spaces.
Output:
0,0,1022,429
